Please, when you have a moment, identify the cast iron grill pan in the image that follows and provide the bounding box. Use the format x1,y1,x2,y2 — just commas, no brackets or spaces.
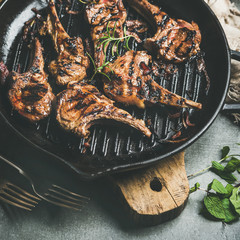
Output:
0,0,230,178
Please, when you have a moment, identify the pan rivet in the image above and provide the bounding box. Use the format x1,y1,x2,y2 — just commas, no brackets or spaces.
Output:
150,177,162,192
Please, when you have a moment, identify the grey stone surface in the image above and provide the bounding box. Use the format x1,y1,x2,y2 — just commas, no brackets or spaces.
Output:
1,0,240,239
0,113,239,240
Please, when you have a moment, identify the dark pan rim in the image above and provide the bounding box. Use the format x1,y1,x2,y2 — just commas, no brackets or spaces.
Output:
0,0,231,180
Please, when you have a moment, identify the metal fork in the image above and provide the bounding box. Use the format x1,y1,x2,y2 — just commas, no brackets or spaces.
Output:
0,177,41,211
0,155,89,211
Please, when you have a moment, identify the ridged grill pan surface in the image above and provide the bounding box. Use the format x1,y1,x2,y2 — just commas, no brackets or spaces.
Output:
0,0,230,178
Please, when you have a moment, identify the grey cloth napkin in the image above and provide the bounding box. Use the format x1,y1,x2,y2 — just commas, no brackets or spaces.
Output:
205,0,240,122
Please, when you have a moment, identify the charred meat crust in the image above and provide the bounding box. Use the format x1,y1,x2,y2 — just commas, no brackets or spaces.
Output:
8,38,55,122
125,20,148,43
85,0,127,67
103,50,202,109
56,82,151,138
40,0,89,86
126,0,201,63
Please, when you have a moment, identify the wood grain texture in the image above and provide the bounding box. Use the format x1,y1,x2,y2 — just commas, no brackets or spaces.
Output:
112,152,189,226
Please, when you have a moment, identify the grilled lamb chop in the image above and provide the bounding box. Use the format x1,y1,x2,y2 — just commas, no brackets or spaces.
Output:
85,0,127,67
126,0,201,63
103,50,202,109
125,20,148,43
56,82,151,138
40,0,89,86
8,38,55,122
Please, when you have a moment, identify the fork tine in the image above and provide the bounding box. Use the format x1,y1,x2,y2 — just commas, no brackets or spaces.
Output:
4,186,39,204
1,190,36,208
6,183,41,200
0,195,32,211
52,185,90,200
45,191,84,207
43,195,82,211
48,188,88,203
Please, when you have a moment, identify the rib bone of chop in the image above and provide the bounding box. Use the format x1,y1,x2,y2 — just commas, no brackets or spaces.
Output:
103,50,202,109
40,0,89,86
8,38,55,122
85,0,127,68
126,0,201,63
56,83,151,138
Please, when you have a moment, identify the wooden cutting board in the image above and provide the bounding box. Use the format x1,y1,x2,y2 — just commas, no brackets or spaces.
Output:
112,152,189,226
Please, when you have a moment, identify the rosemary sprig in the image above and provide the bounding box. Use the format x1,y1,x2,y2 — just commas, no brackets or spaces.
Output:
78,0,90,4
97,21,134,57
78,0,99,5
86,52,113,82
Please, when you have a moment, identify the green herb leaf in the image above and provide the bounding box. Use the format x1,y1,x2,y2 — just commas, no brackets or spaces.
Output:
207,179,228,194
214,171,237,184
221,146,230,158
230,187,240,215
112,21,117,38
96,20,135,58
221,198,238,223
211,161,237,184
116,39,121,56
99,72,111,82
224,184,235,198
190,182,200,194
86,52,112,82
188,144,240,224
204,193,226,220
79,0,88,4
212,161,224,171
224,157,240,172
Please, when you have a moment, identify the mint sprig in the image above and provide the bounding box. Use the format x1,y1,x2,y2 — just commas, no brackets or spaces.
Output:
211,161,237,184
189,145,240,224
230,187,240,215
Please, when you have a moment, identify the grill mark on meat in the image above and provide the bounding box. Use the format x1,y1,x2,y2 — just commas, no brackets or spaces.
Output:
175,43,183,55
39,0,89,86
186,43,195,55
129,51,137,77
85,0,127,68
136,77,142,87
155,36,167,47
125,20,148,43
56,83,151,138
8,38,54,122
185,30,196,42
103,51,202,109
157,15,170,29
58,69,68,76
126,0,201,62
127,88,133,96
127,79,132,85
30,66,41,74
163,41,173,56
116,89,123,95
22,84,48,104
128,61,134,77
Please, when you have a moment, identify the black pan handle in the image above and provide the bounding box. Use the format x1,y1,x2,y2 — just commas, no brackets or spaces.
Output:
222,49,240,113
231,50,240,61
222,103,240,113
